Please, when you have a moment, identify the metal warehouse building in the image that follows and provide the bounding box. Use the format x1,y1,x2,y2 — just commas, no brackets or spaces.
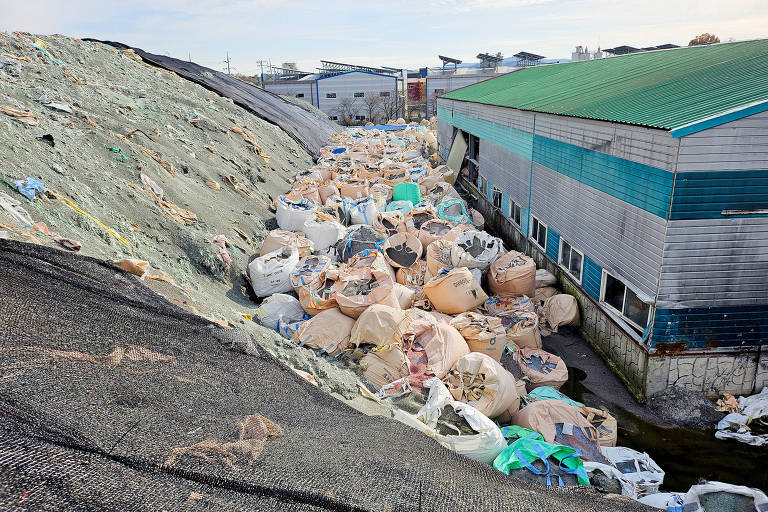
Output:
437,39,768,400
264,68,399,124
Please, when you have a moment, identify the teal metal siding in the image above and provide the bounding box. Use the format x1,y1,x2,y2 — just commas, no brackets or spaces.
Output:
532,136,674,219
671,170,768,219
546,227,560,262
651,306,768,348
582,257,602,300
438,106,674,220
521,207,530,237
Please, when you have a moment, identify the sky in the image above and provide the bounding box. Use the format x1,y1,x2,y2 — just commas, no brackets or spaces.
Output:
1,0,767,75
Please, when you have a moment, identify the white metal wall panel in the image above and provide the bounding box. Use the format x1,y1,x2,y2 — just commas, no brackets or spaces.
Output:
534,113,679,171
317,72,396,120
478,139,530,205
530,162,666,300
263,82,315,105
426,76,498,117
677,110,768,172
658,217,768,308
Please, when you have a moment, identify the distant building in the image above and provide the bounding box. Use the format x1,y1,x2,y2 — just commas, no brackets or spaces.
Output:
263,61,400,124
571,45,604,61
437,40,768,400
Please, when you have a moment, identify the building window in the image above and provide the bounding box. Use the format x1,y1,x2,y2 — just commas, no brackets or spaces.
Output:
530,215,547,250
354,92,364,97
434,88,445,94
296,93,304,98
559,239,583,283
478,175,488,196
508,200,522,227
492,186,502,209
600,271,651,330
355,115,366,121
326,93,336,98
380,91,390,97
330,115,339,121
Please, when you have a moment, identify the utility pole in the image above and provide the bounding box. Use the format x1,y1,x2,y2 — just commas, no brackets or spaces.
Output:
255,59,269,87
224,52,232,75
188,52,191,62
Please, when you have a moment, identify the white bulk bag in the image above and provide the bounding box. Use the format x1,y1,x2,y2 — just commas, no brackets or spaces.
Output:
451,230,504,272
276,196,317,232
600,446,665,498
302,218,345,253
417,378,507,464
347,196,378,226
248,246,300,297
254,293,307,331
683,482,768,512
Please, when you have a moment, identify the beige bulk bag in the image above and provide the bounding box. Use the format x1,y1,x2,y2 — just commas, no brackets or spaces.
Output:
393,283,416,309
403,318,470,379
260,230,314,259
425,239,454,275
396,260,431,288
373,211,408,238
500,310,542,349
484,295,535,315
350,304,411,348
418,174,446,193
423,268,488,315
339,178,370,200
536,268,557,288
544,294,581,331
533,286,558,303
445,223,474,242
290,255,333,292
332,269,400,319
442,352,520,419
450,312,507,362
292,308,355,356
318,182,339,205
382,232,423,269
581,406,618,447
344,251,396,282
511,400,596,445
370,183,393,209
291,183,322,205
469,208,484,231
405,206,436,232
297,275,338,316
360,345,410,390
418,219,453,248
488,250,536,298
450,230,504,272
515,347,568,390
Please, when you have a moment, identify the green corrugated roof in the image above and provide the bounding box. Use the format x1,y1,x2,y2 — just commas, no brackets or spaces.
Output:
441,39,768,131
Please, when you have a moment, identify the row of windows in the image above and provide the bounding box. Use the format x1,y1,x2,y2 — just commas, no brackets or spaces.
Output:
483,180,652,332
324,91,391,99
328,115,368,121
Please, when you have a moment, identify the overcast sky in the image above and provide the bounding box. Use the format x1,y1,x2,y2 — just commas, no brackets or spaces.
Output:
2,0,767,75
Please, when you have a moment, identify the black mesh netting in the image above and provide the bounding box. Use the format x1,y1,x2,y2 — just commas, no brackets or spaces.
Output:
82,39,337,158
0,240,646,511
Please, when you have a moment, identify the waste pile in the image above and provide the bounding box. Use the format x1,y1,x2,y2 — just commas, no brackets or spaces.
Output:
249,121,706,506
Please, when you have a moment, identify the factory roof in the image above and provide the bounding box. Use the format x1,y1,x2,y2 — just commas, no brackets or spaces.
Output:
441,39,768,136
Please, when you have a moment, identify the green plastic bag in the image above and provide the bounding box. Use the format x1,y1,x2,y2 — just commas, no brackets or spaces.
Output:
392,182,421,205
493,436,590,486
521,386,585,409
500,425,543,443
437,199,470,225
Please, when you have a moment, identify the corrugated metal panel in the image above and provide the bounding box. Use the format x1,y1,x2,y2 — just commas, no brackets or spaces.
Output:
546,227,560,261
671,170,768,219
582,257,603,300
657,217,768,308
477,138,531,207
651,306,768,348
442,39,768,130
530,162,665,300
677,109,768,172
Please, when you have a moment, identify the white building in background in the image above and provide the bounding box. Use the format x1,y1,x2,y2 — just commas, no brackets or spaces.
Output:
263,63,400,124
425,66,518,118
571,46,604,62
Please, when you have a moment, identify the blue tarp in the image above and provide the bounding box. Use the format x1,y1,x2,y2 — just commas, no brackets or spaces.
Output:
361,125,408,131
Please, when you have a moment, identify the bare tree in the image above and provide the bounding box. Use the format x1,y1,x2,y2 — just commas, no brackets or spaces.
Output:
689,33,720,46
334,97,359,126
380,92,404,122
363,95,384,124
